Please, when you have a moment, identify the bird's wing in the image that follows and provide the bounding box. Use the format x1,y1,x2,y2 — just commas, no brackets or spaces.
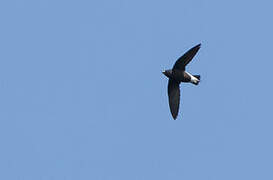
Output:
173,44,201,70
168,79,180,120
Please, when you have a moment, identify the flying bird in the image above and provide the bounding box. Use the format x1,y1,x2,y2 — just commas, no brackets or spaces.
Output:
162,44,201,120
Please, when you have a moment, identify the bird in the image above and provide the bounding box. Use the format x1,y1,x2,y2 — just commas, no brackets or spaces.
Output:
162,44,201,120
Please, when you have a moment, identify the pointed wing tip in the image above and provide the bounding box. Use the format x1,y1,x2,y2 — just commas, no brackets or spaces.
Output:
171,111,178,120
191,43,201,51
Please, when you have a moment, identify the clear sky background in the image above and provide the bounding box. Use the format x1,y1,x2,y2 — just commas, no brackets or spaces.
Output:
1,0,273,179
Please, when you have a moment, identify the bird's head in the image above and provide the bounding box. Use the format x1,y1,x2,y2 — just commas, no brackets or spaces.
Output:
162,69,172,78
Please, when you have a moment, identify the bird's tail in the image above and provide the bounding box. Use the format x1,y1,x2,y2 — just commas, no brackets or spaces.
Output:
193,75,200,80
192,75,201,85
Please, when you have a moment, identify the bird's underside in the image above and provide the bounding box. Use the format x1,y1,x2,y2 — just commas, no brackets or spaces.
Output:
172,70,192,83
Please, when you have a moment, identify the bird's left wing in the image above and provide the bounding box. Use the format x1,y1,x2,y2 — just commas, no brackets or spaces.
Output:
168,79,180,120
173,44,201,71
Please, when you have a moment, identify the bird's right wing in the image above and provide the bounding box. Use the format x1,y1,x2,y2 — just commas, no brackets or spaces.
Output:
168,79,180,120
173,44,201,70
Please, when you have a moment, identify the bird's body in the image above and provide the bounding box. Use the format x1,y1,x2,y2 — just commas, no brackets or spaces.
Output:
163,69,199,84
162,44,201,120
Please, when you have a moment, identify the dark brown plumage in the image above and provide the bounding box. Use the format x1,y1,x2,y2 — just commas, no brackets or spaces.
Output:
163,44,201,120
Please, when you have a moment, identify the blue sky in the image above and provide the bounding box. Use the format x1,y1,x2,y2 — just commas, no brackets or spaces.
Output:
1,0,273,179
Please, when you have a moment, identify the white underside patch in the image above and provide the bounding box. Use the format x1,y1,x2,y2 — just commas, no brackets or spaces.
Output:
185,71,199,84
